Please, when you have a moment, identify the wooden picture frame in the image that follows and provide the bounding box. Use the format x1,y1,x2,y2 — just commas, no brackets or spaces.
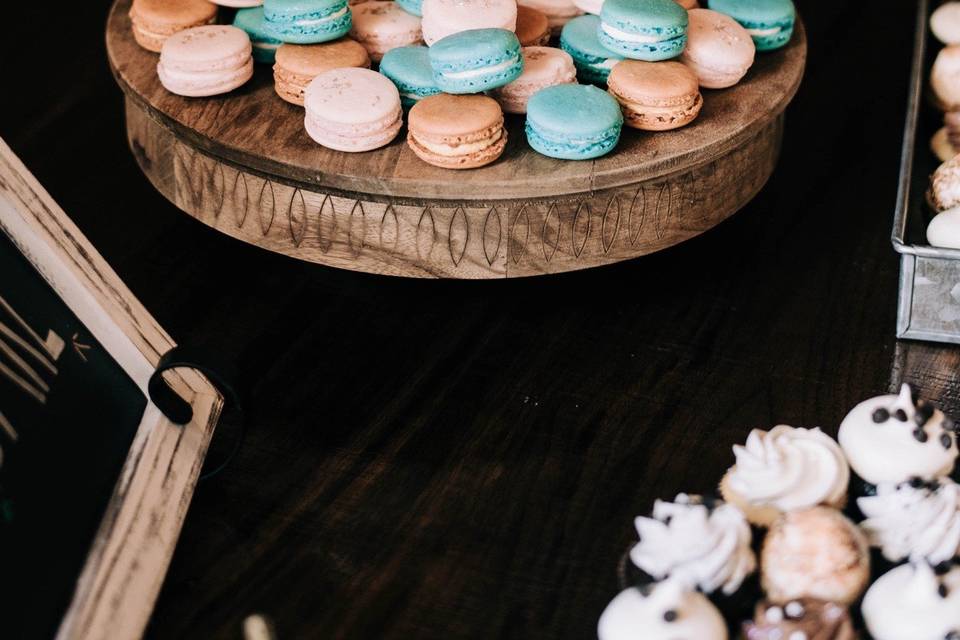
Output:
0,137,223,640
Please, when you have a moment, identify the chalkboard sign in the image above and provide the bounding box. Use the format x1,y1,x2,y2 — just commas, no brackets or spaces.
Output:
0,138,223,640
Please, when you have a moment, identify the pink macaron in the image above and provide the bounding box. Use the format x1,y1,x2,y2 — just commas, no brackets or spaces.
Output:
349,1,423,62
304,67,403,152
680,8,755,89
517,0,583,35
420,0,518,46
491,46,577,114
212,0,262,6
158,25,254,97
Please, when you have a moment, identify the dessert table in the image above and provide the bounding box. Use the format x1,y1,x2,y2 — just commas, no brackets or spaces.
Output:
3,0,958,638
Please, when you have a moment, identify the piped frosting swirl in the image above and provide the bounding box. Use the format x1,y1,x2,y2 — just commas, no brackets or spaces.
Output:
726,425,849,513
630,494,756,595
858,478,960,565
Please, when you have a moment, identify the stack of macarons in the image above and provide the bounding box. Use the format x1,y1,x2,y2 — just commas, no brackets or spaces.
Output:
129,0,797,168
926,3,960,250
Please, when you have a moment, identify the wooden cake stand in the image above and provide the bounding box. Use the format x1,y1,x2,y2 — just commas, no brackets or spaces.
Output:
106,1,806,279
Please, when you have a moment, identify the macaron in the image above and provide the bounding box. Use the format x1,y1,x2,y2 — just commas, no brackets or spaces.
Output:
233,7,285,63
273,39,371,105
129,0,218,53
396,0,423,17
379,45,441,108
679,8,754,88
932,127,958,163
516,6,551,46
213,0,263,6
303,67,402,151
607,60,701,130
518,0,583,36
598,0,689,61
429,28,524,94
420,0,518,46
932,2,960,46
525,84,623,160
572,0,603,15
676,0,698,8
158,25,255,97
491,46,577,114
348,1,422,62
707,0,795,52
560,15,624,85
407,94,508,169
263,0,353,44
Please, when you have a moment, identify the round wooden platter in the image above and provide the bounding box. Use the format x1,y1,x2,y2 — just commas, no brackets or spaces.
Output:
106,1,806,279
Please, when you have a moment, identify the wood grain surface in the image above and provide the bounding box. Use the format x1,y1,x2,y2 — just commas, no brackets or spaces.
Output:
3,0,958,639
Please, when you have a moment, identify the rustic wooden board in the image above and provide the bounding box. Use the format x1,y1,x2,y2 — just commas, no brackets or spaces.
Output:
106,0,806,278
0,137,223,640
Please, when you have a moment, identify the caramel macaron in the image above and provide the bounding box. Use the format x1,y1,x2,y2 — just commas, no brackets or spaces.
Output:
130,0,218,53
407,94,507,169
273,40,371,106
516,6,551,46
607,60,702,131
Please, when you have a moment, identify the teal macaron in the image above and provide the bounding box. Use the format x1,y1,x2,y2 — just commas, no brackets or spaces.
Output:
233,7,284,63
396,0,422,17
598,0,688,61
708,0,795,51
560,15,625,85
379,46,441,108
525,84,623,160
428,29,524,94
263,0,352,44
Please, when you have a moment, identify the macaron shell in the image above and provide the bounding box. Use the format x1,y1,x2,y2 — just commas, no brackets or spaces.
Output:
234,7,285,63
129,0,218,52
572,0,603,15
491,47,577,114
679,8,754,89
525,84,623,160
158,26,255,96
429,28,524,94
560,14,624,84
606,59,702,130
396,0,423,17
304,67,401,125
379,45,441,107
273,40,371,105
305,112,402,151
407,94,507,169
515,6,552,46
264,0,354,44
349,1,423,61
933,46,960,111
707,0,794,51
598,0,689,61
214,0,264,6
420,0,518,45
159,57,255,96
518,0,584,34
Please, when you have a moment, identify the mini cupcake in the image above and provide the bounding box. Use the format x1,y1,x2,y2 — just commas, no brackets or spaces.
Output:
858,477,960,565
720,425,850,527
598,578,728,640
838,384,958,487
760,507,870,605
862,562,960,640
630,494,756,595
741,598,856,640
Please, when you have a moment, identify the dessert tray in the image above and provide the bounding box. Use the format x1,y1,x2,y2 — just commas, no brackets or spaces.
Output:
106,0,806,279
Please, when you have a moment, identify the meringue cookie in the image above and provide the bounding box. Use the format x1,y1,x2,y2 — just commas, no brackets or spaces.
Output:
838,384,958,486
720,425,849,526
597,579,728,640
858,478,960,565
760,507,870,605
630,494,756,595
862,562,960,640
741,598,856,640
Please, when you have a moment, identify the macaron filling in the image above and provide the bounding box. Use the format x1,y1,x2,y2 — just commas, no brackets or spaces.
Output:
600,23,671,43
439,54,522,79
413,129,504,157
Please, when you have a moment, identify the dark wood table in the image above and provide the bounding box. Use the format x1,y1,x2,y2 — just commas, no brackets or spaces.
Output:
4,1,959,637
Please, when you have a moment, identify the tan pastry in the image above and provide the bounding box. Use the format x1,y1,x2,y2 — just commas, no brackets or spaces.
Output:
932,45,960,110
760,507,870,605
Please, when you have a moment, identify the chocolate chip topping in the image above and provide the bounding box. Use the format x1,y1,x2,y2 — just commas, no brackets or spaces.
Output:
935,561,953,576
909,476,927,489
943,432,955,450
944,417,957,432
940,583,950,598
662,609,678,623
638,583,654,597
913,427,929,443
895,408,909,422
945,631,960,640
916,402,936,425
873,408,890,423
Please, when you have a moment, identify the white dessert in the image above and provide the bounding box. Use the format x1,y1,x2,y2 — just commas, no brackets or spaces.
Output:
630,494,755,595
858,478,960,565
862,562,960,640
726,425,849,513
597,579,728,640
927,206,960,250
838,384,957,485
